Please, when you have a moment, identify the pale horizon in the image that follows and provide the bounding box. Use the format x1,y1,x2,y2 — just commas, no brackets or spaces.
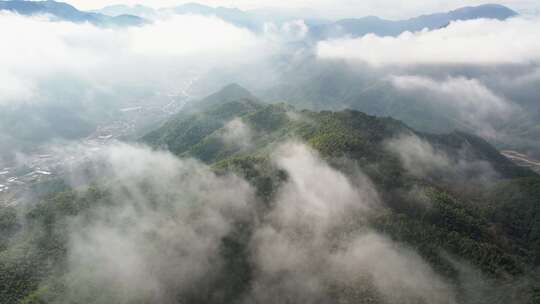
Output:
57,0,540,19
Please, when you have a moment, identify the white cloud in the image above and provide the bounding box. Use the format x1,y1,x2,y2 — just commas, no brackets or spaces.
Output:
220,118,254,149
317,17,540,65
61,143,255,302
389,75,520,138
128,15,260,56
0,12,270,105
385,134,499,184
268,142,376,234
24,140,500,302
385,134,451,178
248,142,454,303
329,233,456,304
264,19,309,41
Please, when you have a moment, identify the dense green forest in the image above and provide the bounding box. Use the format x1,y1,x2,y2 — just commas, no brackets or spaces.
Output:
260,62,540,156
1,85,539,303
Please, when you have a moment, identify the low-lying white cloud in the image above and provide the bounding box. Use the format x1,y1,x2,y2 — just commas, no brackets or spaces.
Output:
220,118,254,149
385,134,498,184
129,15,261,56
317,17,540,65
329,233,456,304
390,75,519,138
62,143,255,303
48,141,459,303
248,142,455,303
0,12,270,106
385,134,451,178
264,19,309,41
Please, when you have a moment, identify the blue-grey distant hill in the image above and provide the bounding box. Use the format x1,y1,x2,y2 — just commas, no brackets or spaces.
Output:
94,2,261,30
162,3,260,31
91,4,156,19
0,0,147,26
311,4,518,39
96,2,326,31
90,3,518,35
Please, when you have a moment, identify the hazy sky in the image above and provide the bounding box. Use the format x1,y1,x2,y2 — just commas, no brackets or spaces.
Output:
64,0,540,19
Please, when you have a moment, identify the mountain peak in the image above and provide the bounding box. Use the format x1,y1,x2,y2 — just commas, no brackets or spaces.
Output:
450,3,518,20
313,3,519,39
181,84,257,114
0,0,146,26
202,83,256,106
218,83,253,97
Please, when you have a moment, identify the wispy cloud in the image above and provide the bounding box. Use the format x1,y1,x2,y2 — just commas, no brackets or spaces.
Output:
0,12,271,106
317,18,540,65
389,75,520,138
40,141,459,303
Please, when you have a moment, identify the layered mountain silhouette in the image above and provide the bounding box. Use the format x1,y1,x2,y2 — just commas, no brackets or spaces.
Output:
1,1,518,34
0,0,147,26
145,84,532,178
92,2,518,35
90,3,156,19
311,4,518,38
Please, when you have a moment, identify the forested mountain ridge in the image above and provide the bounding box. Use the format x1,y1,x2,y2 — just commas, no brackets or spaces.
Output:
145,83,540,262
145,84,531,178
1,85,539,303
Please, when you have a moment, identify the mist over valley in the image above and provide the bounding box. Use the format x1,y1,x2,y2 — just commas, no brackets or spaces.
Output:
1,1,540,303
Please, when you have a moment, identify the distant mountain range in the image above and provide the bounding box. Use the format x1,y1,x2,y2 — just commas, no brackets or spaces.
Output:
0,1,519,35
91,2,518,36
311,4,518,38
94,2,263,30
90,3,156,19
166,3,260,30
0,0,147,26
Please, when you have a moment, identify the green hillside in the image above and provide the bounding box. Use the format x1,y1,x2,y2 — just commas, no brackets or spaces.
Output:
1,85,539,303
143,86,540,300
